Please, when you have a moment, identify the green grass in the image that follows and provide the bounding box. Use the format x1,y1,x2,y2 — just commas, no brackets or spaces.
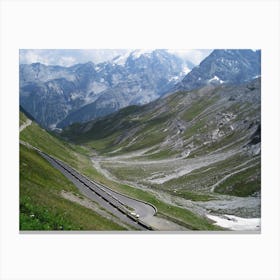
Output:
123,131,166,153
214,163,261,196
86,132,121,152
183,119,207,140
20,145,126,230
20,111,27,126
19,113,222,230
151,153,261,196
174,190,215,201
62,104,172,155
20,121,94,174
63,105,141,143
103,164,148,181
181,95,218,122
144,149,177,160
19,80,261,231
159,189,216,202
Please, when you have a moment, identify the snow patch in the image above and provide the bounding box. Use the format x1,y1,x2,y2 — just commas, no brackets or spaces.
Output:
253,75,261,79
182,66,190,75
88,81,108,94
207,214,261,231
208,75,224,84
49,123,57,130
70,92,81,100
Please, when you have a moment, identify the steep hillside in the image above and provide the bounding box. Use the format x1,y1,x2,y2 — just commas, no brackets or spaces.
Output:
62,79,261,225
20,112,222,231
63,78,261,160
20,145,127,230
19,112,132,230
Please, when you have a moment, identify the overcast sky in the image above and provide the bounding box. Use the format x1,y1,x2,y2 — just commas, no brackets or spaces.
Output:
19,49,212,67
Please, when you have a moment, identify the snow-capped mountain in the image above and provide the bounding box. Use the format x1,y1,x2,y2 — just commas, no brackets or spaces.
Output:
20,49,261,130
20,49,191,129
174,49,261,92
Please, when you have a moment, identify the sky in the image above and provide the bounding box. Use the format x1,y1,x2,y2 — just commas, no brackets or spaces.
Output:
19,49,212,67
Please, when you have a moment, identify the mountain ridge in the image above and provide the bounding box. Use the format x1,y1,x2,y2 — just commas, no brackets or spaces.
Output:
173,49,260,93
20,49,261,130
20,49,189,129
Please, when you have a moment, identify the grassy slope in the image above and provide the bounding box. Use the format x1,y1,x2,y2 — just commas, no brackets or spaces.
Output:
214,162,261,196
20,121,90,170
62,104,172,154
20,145,125,230
61,82,260,204
149,153,260,192
20,114,129,230
20,119,221,230
20,111,27,126
61,86,241,158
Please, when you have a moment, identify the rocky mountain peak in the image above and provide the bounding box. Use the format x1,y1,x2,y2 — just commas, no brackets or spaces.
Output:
175,49,261,92
20,49,189,129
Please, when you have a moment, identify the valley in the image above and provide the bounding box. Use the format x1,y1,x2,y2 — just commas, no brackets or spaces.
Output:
19,49,261,231
62,78,261,231
20,113,222,231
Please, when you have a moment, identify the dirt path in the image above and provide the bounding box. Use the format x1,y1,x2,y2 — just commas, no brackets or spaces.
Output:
20,119,32,132
209,162,259,192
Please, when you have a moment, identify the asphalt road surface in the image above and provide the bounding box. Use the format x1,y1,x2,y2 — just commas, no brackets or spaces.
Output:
39,151,156,230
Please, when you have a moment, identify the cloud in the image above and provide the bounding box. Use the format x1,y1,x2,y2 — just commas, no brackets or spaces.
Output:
20,50,50,65
19,49,213,67
20,50,79,66
168,49,213,65
19,49,129,66
57,56,76,67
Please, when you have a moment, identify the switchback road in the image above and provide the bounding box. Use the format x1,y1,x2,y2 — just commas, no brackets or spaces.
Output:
39,151,155,230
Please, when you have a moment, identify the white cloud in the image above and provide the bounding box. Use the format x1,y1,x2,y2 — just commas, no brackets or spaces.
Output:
167,49,213,65
20,50,80,66
19,49,130,66
19,49,213,67
20,50,50,65
57,56,76,67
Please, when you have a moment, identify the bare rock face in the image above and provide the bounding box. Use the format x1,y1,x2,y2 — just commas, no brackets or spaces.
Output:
20,50,187,129
20,49,260,131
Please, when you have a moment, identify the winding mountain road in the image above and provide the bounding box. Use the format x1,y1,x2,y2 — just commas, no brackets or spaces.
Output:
34,148,156,230
20,120,156,230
